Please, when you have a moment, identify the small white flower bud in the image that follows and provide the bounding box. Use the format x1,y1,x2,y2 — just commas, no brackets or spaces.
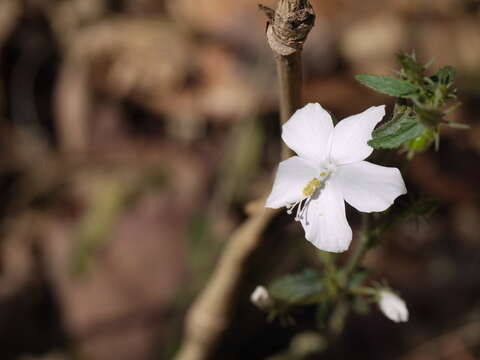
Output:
378,290,409,323
250,286,273,310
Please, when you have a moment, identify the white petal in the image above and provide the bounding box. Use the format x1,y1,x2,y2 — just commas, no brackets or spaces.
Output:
336,161,407,213
282,103,334,165
330,105,385,165
379,291,409,323
265,156,318,209
300,180,352,252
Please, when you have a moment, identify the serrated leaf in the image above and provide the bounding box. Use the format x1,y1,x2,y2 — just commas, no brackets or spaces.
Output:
368,113,425,149
356,75,417,97
269,269,326,305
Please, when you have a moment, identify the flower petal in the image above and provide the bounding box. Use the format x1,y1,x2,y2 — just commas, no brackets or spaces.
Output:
265,156,318,209
282,103,334,165
330,105,385,164
300,180,352,252
336,161,407,213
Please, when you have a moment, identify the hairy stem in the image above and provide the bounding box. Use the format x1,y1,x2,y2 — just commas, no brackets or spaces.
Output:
344,213,372,279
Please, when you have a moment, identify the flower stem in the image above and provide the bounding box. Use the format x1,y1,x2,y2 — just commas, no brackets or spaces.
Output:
344,213,371,280
327,214,373,338
350,286,377,297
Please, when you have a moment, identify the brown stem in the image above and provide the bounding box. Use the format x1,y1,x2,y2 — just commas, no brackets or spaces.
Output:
276,53,302,159
261,0,315,158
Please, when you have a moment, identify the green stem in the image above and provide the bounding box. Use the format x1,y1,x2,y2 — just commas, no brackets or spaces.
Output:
344,213,371,280
349,286,377,297
326,214,372,338
319,250,336,275
319,251,338,298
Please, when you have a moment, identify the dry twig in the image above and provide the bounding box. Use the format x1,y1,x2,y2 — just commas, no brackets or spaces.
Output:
260,0,315,158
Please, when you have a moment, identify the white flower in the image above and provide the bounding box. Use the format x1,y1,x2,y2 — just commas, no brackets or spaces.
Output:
266,103,407,252
250,285,273,309
378,290,409,322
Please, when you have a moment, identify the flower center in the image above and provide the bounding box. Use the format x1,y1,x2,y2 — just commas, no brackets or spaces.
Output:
303,178,321,196
286,163,337,223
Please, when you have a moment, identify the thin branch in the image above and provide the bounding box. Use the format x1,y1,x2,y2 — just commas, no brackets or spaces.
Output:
328,213,372,339
261,0,315,158
276,54,302,159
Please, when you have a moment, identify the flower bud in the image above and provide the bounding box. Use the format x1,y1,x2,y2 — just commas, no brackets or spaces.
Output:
378,290,409,323
250,286,273,310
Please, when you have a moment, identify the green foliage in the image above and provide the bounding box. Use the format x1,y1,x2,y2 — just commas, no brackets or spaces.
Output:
374,197,440,236
433,65,456,86
268,269,326,306
357,52,465,156
406,129,436,159
369,112,426,149
356,75,417,98
347,268,369,290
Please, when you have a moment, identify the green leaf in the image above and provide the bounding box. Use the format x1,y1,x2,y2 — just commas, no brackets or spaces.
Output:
269,269,326,305
368,113,426,149
397,53,426,85
397,53,425,75
434,66,456,85
356,75,417,97
415,105,444,128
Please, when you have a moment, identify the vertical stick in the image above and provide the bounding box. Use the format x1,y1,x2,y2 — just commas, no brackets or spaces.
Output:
261,0,315,158
276,53,302,125
276,53,303,158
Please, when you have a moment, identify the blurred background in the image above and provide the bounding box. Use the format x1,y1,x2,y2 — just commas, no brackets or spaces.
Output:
0,0,479,359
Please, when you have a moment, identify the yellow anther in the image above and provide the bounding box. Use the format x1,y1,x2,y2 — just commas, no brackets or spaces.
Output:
303,178,321,196
320,172,327,177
